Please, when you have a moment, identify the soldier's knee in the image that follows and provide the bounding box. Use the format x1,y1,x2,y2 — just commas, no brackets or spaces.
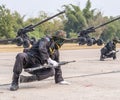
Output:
50,68,55,76
23,48,30,53
16,53,27,59
101,47,107,54
46,68,55,76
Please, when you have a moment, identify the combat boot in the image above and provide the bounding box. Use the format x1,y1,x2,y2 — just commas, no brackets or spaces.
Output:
100,55,105,61
10,73,19,91
113,55,116,60
112,53,117,60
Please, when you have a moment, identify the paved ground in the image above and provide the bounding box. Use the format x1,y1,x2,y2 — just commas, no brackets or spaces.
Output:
0,48,120,100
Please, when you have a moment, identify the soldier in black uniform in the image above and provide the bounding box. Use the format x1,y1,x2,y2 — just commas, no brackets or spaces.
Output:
100,37,120,61
10,30,70,91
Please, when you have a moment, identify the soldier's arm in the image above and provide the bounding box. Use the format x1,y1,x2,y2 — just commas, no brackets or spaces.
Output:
38,37,50,60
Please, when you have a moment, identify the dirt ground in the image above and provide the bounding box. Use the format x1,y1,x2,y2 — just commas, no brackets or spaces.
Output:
0,45,120,100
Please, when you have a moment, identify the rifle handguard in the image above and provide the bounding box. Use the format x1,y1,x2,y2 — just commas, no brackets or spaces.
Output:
24,60,76,72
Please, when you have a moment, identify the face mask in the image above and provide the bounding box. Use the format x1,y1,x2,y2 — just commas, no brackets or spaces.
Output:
52,36,65,49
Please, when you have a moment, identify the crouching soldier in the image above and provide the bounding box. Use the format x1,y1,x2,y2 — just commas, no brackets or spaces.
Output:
10,30,70,91
100,37,120,61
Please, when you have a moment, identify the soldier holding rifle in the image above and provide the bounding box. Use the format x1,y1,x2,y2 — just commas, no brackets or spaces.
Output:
10,30,71,91
100,37,120,61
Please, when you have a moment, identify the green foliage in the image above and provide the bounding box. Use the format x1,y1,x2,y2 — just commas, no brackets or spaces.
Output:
12,11,25,33
29,31,45,40
112,20,120,39
24,11,64,39
64,4,87,34
0,5,25,39
100,17,120,42
0,5,15,38
69,32,78,38
100,25,116,42
0,0,120,43
83,0,93,23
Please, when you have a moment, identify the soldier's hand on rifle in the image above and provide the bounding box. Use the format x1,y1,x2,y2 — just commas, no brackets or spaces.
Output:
47,58,59,67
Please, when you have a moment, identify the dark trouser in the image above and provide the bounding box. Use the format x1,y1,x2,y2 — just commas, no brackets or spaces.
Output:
20,68,55,83
11,53,29,85
12,52,63,83
101,47,107,56
100,47,109,60
13,53,29,74
50,50,64,83
100,47,116,60
29,67,55,80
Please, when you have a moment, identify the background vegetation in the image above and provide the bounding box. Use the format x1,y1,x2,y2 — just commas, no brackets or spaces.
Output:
0,0,120,43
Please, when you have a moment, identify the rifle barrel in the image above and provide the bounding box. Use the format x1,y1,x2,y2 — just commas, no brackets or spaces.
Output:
59,60,76,65
94,16,120,29
31,10,65,28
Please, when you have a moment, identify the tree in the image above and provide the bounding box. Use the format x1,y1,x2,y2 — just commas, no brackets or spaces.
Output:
100,24,116,42
0,5,15,38
12,11,25,34
64,4,87,34
82,0,94,23
24,11,64,39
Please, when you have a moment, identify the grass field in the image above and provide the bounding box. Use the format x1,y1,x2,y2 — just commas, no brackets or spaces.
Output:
0,43,120,52
0,43,102,52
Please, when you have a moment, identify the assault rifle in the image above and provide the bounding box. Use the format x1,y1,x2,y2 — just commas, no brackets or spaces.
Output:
24,60,76,72
78,16,120,46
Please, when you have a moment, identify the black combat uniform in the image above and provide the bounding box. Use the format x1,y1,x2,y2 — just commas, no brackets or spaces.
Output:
100,38,120,61
10,36,64,91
